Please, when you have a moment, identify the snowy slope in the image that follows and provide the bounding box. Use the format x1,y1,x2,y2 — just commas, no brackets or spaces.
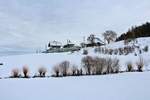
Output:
103,37,150,49
0,37,150,100
0,37,150,77
0,49,150,77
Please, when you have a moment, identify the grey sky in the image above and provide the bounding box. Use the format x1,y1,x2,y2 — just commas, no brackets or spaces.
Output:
0,0,150,49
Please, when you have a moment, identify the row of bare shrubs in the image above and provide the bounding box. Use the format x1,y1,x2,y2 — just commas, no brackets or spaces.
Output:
95,45,148,56
126,56,144,72
10,56,144,78
82,56,120,75
52,61,82,77
52,56,120,77
11,66,47,78
95,46,135,55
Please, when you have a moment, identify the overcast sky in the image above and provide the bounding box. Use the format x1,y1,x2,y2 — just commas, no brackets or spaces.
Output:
0,0,150,50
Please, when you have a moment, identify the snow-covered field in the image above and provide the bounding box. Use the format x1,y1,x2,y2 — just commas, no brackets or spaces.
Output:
1,72,150,100
0,37,150,100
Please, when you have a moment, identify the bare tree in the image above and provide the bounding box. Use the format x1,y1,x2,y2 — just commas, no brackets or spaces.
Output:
82,56,93,75
79,68,83,75
105,58,113,74
102,30,117,44
111,58,120,73
92,57,105,75
59,61,70,76
126,62,133,72
71,65,78,76
87,34,95,44
11,68,20,78
22,65,29,78
38,67,47,77
52,65,60,77
136,56,144,72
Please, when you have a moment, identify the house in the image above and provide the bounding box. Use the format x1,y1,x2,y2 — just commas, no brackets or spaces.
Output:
81,34,105,47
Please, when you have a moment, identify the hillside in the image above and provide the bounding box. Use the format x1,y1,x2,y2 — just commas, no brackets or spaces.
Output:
0,37,150,100
0,37,150,77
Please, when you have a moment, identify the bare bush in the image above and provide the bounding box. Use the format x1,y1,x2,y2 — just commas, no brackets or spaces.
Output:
59,61,70,76
83,49,88,55
94,47,99,53
143,45,148,52
126,62,133,72
11,68,20,78
124,47,130,55
101,48,104,54
104,48,109,54
100,57,120,74
75,68,83,76
94,47,102,53
119,48,124,55
93,57,105,75
22,65,29,78
52,65,60,77
52,61,71,77
38,67,47,77
71,65,78,76
79,68,83,75
136,57,144,72
82,56,93,75
108,49,113,55
111,58,120,73
114,49,118,55
105,58,113,74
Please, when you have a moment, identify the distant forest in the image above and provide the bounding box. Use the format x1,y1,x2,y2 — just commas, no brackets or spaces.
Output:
116,22,150,41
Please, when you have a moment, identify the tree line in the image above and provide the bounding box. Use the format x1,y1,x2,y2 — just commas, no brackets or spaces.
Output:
116,22,150,41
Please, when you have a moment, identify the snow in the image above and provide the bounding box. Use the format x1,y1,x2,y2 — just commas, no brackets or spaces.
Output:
0,37,150,100
103,37,150,49
1,48,150,77
0,52,85,77
0,72,150,100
